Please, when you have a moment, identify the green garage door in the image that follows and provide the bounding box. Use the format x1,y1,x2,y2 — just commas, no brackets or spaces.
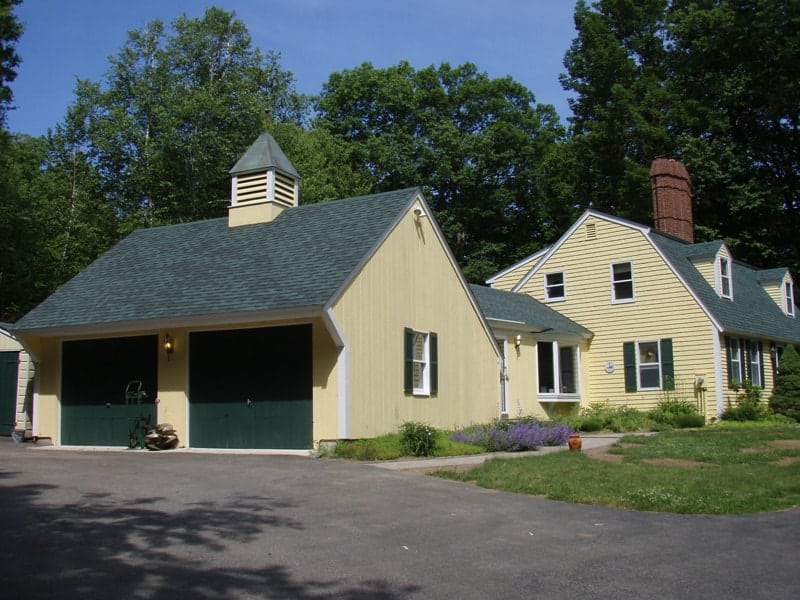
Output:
189,325,312,449
61,336,158,446
0,351,19,434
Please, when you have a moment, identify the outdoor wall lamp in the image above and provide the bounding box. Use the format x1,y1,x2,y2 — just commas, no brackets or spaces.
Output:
514,334,522,348
164,334,175,357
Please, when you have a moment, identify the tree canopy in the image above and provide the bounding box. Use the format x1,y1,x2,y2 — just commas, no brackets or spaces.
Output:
2,1,800,321
315,61,564,281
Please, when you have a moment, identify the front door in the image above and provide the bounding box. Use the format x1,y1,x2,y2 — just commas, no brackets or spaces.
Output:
0,351,19,433
189,325,312,449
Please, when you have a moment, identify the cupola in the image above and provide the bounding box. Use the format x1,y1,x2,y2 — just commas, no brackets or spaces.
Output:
228,132,299,227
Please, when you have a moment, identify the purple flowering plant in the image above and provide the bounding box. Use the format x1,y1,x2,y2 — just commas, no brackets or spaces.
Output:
450,420,572,452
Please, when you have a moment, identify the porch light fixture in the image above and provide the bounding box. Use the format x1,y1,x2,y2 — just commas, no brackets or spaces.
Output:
514,334,522,348
164,334,174,357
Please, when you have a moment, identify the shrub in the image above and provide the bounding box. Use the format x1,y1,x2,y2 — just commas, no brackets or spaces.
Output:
674,413,705,428
769,344,800,422
449,420,571,452
722,381,769,422
578,418,604,432
649,399,704,428
399,421,438,457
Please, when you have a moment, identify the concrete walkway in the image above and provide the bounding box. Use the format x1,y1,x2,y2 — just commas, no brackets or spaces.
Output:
373,433,626,472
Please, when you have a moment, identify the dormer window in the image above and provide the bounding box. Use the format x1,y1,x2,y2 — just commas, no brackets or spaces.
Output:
785,280,795,317
718,256,732,299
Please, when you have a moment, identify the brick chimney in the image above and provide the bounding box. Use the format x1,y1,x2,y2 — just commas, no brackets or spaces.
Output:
650,157,693,243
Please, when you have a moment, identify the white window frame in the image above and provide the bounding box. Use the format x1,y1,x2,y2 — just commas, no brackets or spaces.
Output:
610,261,635,304
728,338,743,385
536,341,580,399
784,280,795,317
718,256,733,300
636,340,662,391
749,341,762,387
411,331,430,395
544,271,566,302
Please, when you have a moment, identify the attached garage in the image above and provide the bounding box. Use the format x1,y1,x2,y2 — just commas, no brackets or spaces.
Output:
189,324,312,449
61,335,158,446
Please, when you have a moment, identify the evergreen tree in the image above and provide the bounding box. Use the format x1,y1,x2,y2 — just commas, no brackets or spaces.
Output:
769,345,800,422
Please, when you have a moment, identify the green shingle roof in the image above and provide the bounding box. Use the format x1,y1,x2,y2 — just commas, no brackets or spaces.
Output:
229,132,300,178
15,188,420,332
469,284,591,338
650,231,800,344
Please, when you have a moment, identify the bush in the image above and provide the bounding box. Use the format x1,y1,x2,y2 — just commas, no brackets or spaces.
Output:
722,381,769,422
674,413,706,428
399,421,438,457
578,418,604,432
564,402,650,433
450,420,572,452
649,399,704,428
769,344,800,422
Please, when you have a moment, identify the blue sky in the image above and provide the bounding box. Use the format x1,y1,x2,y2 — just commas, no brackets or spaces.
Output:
8,0,578,137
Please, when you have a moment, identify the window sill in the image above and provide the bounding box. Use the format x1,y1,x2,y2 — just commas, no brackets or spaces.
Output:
538,394,580,403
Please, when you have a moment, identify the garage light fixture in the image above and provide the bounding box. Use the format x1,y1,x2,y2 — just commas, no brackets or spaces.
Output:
164,334,175,358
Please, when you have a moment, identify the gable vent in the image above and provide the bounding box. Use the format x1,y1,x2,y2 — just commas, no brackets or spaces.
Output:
586,223,597,240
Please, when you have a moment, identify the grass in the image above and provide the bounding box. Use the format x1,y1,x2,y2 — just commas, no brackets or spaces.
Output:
433,424,800,514
329,430,485,461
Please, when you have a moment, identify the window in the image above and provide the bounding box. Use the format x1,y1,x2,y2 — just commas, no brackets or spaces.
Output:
404,328,438,395
727,337,743,385
719,257,732,299
623,339,674,392
748,341,762,388
726,337,764,387
544,272,565,301
537,341,578,395
785,281,795,317
611,261,634,302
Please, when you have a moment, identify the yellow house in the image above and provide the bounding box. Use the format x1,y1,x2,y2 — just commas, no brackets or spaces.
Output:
12,133,501,449
488,158,800,421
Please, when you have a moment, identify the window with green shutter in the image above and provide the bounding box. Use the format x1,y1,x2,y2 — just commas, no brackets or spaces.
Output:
404,328,437,396
623,338,674,392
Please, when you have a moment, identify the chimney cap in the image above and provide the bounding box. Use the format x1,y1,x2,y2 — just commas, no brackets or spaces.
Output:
650,157,690,181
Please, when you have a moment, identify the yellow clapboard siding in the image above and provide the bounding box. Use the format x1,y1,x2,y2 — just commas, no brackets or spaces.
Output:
489,255,541,291
518,215,719,419
332,205,499,437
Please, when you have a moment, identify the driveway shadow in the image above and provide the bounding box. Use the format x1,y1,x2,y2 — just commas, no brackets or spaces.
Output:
0,466,419,599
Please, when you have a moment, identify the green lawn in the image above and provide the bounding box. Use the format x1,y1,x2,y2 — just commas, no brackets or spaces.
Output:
433,424,800,514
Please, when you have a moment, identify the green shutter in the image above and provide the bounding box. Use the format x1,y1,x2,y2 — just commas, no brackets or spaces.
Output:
623,342,636,392
758,342,765,388
430,332,438,395
660,338,674,390
404,328,414,394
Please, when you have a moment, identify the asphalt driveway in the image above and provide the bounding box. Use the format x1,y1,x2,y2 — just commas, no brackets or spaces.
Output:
1,439,798,599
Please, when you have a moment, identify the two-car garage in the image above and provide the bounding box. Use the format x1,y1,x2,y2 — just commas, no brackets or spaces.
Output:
59,325,312,449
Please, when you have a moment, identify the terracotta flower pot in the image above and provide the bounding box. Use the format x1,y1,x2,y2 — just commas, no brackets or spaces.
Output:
568,433,582,452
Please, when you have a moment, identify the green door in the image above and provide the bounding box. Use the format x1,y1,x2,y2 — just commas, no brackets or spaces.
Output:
189,325,312,449
61,336,158,446
0,351,19,434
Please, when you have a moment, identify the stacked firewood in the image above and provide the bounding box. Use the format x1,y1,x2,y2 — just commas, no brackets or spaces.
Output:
145,423,179,451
